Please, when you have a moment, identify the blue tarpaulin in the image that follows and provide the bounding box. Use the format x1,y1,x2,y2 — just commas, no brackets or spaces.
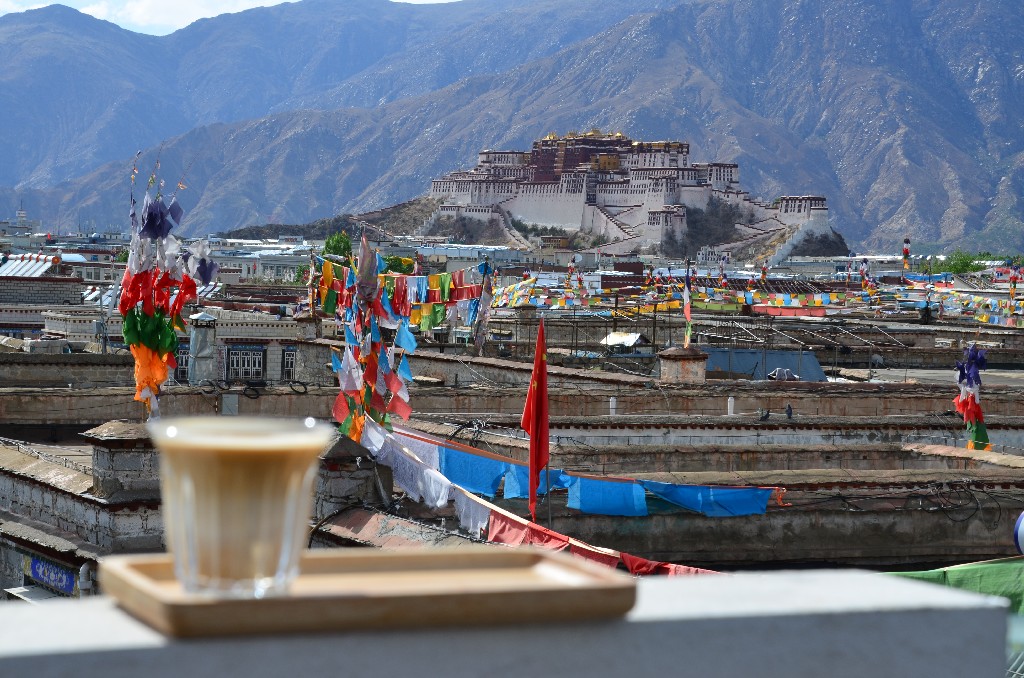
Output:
642,481,773,517
568,477,648,516
439,447,507,498
503,465,572,499
701,347,827,381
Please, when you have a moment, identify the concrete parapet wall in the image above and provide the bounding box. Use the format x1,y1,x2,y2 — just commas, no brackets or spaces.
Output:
4,379,1024,431
0,352,135,387
0,460,162,553
0,572,1005,677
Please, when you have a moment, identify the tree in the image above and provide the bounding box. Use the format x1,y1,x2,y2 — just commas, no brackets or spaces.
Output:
937,248,985,274
114,249,129,263
293,264,309,284
383,255,414,274
323,232,352,259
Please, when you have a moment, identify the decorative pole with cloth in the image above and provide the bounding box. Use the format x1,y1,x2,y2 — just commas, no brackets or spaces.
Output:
521,319,549,521
118,154,216,420
902,237,911,285
954,344,990,451
471,258,494,356
682,264,693,348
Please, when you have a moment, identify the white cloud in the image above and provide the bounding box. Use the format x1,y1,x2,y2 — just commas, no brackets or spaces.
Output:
1,0,462,35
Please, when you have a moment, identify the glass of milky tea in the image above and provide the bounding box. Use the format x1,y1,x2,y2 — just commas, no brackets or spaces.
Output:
147,416,336,598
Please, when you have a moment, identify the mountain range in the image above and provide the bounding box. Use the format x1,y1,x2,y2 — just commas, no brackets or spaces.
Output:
0,0,1021,253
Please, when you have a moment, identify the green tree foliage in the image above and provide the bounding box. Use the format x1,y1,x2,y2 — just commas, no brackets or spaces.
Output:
114,249,129,263
383,255,414,274
936,248,986,274
510,218,569,238
294,264,309,284
323,232,352,259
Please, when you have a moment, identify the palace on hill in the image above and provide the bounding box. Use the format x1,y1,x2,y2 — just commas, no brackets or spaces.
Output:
428,130,830,254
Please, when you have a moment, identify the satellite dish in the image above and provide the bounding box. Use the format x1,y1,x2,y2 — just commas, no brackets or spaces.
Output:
572,253,583,263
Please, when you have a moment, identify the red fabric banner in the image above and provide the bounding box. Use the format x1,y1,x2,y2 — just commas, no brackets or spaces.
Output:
570,544,621,569
521,319,549,520
524,523,569,551
486,511,527,546
621,552,718,577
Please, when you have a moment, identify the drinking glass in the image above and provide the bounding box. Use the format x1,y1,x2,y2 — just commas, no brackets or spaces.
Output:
147,416,335,598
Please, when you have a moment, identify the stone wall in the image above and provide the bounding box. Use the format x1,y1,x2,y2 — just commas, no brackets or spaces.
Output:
0,468,162,552
0,352,134,387
542,492,1017,568
84,422,161,499
0,277,82,305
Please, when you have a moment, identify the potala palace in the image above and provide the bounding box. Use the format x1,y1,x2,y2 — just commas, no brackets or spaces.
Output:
427,131,832,258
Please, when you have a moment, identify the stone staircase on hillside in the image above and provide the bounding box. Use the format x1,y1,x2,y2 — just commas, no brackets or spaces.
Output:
595,205,637,239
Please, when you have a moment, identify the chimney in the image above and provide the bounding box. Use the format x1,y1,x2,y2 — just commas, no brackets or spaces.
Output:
657,346,708,384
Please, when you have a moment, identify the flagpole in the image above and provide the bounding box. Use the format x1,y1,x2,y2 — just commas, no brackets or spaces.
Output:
545,463,552,527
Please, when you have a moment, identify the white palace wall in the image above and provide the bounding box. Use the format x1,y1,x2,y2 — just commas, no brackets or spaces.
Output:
674,185,712,211
506,187,585,230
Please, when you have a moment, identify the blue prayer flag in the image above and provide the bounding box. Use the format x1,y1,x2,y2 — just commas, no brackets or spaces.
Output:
370,315,381,343
379,287,398,321
395,320,418,354
397,354,413,382
331,350,343,373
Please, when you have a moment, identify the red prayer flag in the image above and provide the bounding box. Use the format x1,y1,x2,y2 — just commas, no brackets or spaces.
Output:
386,393,412,420
521,319,549,520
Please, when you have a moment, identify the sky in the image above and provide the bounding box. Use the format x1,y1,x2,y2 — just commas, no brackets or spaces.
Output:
0,0,460,35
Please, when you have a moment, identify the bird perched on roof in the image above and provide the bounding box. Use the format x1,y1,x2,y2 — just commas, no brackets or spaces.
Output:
759,409,771,421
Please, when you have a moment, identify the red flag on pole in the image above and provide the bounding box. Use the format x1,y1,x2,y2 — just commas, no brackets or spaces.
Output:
521,319,549,520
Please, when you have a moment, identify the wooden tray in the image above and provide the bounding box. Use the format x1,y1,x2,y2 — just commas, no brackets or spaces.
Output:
100,547,636,637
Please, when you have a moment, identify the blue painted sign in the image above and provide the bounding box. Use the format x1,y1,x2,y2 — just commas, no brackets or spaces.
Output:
29,557,76,595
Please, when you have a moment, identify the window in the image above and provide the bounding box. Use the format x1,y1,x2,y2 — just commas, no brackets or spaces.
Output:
175,344,190,383
283,347,297,381
227,346,265,381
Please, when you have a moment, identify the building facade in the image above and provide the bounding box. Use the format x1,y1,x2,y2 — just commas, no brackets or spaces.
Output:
429,131,831,254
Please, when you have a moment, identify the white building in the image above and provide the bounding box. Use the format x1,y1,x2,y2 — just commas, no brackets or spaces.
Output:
428,132,831,254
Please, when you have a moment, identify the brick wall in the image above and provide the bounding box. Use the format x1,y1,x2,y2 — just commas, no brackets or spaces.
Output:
0,277,82,305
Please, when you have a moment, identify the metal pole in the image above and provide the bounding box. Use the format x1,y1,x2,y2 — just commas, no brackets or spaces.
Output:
653,301,657,348
546,464,552,527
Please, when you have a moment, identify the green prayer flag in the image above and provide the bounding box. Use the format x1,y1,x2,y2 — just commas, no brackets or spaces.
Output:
431,302,446,325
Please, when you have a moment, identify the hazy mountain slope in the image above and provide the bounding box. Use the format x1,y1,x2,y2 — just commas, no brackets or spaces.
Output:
1,0,1022,251
0,5,183,188
0,0,669,189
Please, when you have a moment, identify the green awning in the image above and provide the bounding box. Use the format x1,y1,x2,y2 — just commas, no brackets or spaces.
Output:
891,556,1024,614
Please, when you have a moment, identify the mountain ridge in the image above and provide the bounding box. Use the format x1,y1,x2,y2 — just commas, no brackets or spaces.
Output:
0,0,1021,252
